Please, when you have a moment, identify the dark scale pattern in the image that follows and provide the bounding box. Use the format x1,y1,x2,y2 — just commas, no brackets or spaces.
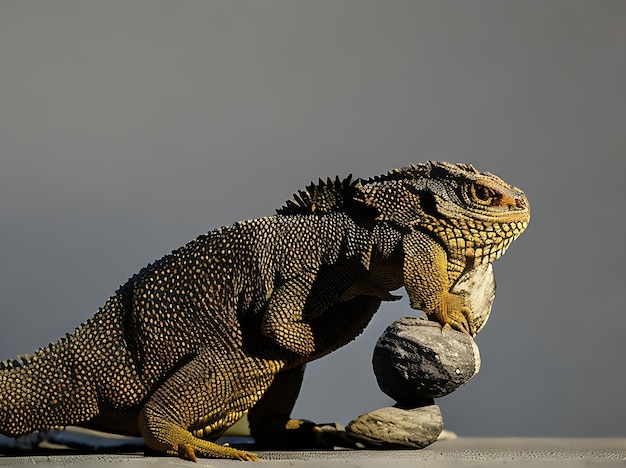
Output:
0,162,529,460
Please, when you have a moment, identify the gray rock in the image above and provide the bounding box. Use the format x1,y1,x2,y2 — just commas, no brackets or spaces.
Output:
372,317,480,404
346,405,443,449
452,263,496,334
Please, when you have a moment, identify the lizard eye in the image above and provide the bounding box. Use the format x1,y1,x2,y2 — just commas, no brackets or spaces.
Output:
470,182,498,205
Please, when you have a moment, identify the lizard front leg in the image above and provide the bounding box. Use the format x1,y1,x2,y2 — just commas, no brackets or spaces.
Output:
402,229,476,336
261,271,318,355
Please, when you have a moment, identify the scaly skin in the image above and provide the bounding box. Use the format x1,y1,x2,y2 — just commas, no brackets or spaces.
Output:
0,162,529,460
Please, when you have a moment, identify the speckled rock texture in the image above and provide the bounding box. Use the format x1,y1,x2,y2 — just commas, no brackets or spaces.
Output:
451,263,496,334
346,405,443,449
372,318,481,404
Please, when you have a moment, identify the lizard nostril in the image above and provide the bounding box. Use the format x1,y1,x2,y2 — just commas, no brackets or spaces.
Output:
515,198,525,209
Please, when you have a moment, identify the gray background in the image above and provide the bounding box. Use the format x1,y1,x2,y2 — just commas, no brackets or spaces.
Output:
1,1,624,437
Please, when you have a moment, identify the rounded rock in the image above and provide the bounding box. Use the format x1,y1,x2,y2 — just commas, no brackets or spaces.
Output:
346,405,443,449
372,317,481,404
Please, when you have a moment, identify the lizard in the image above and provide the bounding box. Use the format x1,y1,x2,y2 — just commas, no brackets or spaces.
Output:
0,161,530,461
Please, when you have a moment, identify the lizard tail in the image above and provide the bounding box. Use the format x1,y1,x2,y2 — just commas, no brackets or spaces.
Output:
0,337,98,438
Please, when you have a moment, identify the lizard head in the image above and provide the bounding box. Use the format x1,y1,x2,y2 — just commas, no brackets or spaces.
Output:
355,161,530,263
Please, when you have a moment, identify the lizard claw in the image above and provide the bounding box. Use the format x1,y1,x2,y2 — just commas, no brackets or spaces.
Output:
461,306,477,337
432,293,476,337
178,444,198,462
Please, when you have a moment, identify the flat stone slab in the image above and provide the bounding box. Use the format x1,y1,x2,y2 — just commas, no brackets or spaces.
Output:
345,405,443,448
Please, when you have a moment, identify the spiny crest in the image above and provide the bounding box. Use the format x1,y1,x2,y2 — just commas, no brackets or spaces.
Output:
363,163,431,184
363,162,480,185
277,175,359,215
0,354,33,371
0,359,21,371
0,333,74,371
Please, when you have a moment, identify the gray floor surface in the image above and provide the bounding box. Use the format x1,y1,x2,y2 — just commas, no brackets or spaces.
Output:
1,438,625,467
